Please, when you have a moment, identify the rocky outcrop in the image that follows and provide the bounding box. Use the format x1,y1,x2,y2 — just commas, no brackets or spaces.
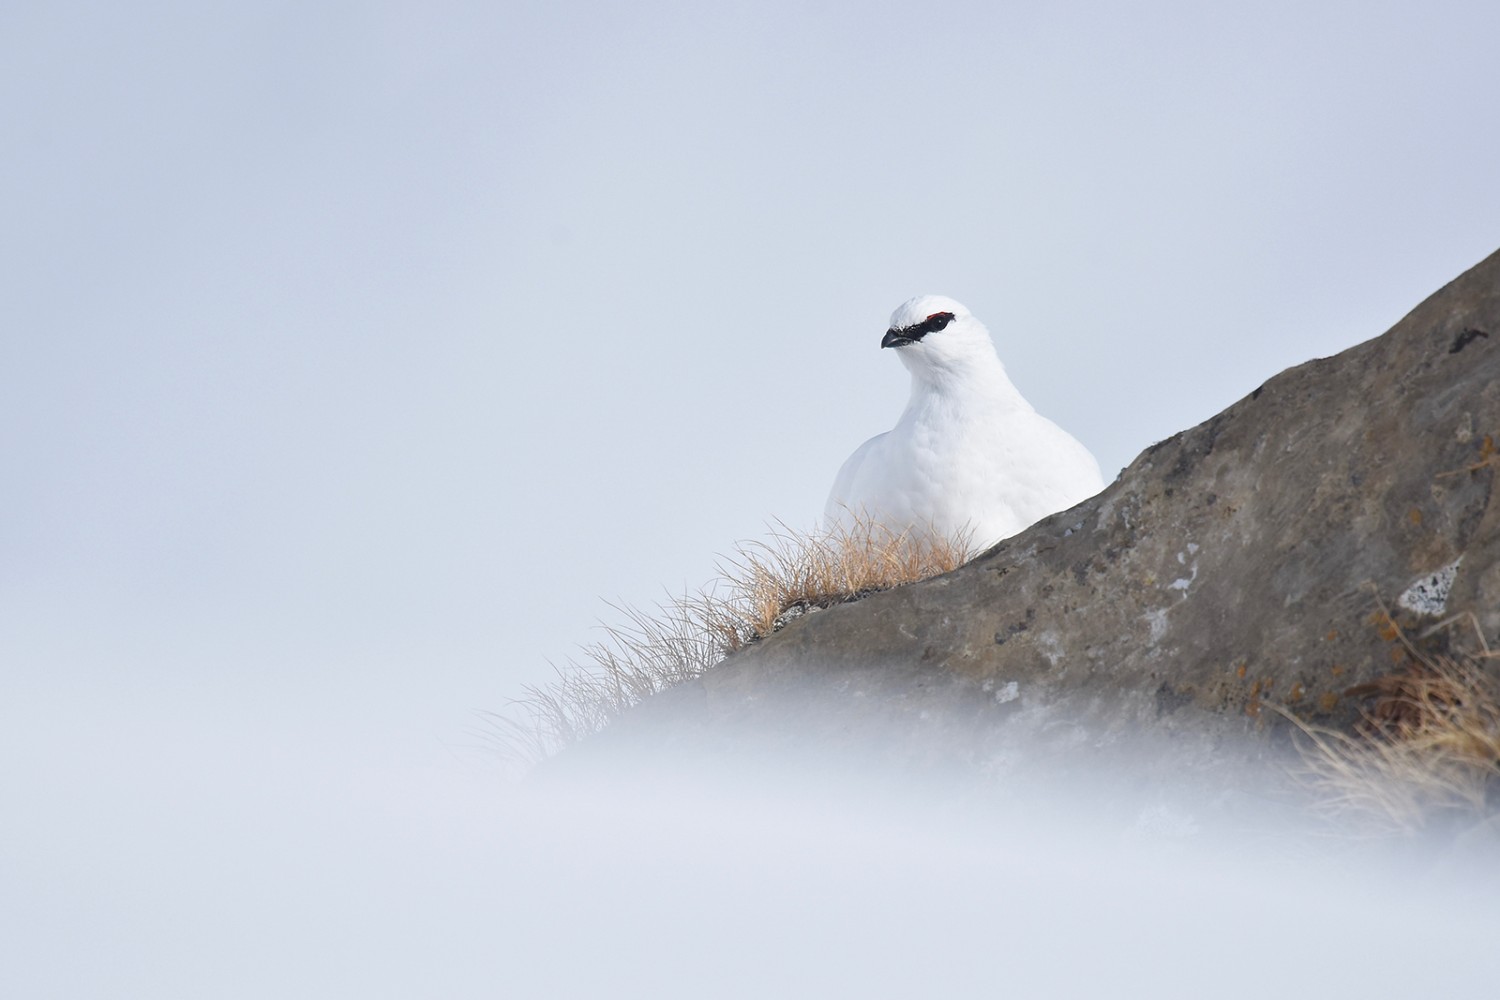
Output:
556,249,1500,814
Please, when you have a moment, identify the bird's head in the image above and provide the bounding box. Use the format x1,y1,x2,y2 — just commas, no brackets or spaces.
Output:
880,295,999,382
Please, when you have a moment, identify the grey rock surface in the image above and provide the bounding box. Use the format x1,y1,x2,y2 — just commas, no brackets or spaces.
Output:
555,248,1500,819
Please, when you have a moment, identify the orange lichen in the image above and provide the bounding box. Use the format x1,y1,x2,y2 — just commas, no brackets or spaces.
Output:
1370,611,1400,643
1245,674,1265,717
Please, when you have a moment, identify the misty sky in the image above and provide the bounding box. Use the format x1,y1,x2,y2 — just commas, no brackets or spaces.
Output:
4,2,1500,994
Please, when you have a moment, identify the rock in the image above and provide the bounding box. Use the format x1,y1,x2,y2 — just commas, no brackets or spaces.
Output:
552,249,1500,821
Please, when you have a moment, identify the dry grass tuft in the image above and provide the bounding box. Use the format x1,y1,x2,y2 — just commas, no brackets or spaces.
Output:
481,600,722,766
485,514,977,767
694,515,976,654
1281,610,1500,833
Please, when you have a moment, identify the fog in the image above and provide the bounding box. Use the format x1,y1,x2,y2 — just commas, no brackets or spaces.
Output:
5,1,1500,994
6,705,1496,998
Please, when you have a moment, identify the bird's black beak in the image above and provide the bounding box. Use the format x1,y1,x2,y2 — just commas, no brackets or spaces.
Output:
881,311,953,348
881,328,913,349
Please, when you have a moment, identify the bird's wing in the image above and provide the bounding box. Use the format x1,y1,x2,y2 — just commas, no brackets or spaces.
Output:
1005,413,1106,504
823,431,888,527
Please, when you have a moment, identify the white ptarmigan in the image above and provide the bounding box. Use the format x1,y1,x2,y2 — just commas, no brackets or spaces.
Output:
825,295,1104,549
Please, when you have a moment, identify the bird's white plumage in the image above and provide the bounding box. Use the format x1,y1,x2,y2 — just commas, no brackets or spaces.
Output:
825,295,1104,549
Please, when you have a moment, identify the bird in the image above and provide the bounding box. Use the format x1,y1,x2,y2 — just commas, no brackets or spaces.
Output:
824,294,1104,550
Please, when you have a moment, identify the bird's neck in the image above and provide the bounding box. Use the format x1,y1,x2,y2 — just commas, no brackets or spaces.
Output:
903,354,1032,417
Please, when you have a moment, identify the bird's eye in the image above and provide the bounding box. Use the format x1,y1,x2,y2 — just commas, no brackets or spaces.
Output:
923,312,955,332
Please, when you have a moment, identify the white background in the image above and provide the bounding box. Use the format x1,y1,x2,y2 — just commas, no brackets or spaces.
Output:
3,3,1499,995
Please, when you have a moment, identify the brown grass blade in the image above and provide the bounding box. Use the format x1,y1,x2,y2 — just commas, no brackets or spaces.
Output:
491,513,977,767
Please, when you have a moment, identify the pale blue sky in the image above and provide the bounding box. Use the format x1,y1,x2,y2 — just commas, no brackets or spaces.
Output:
6,1,1497,706
3,3,1499,991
